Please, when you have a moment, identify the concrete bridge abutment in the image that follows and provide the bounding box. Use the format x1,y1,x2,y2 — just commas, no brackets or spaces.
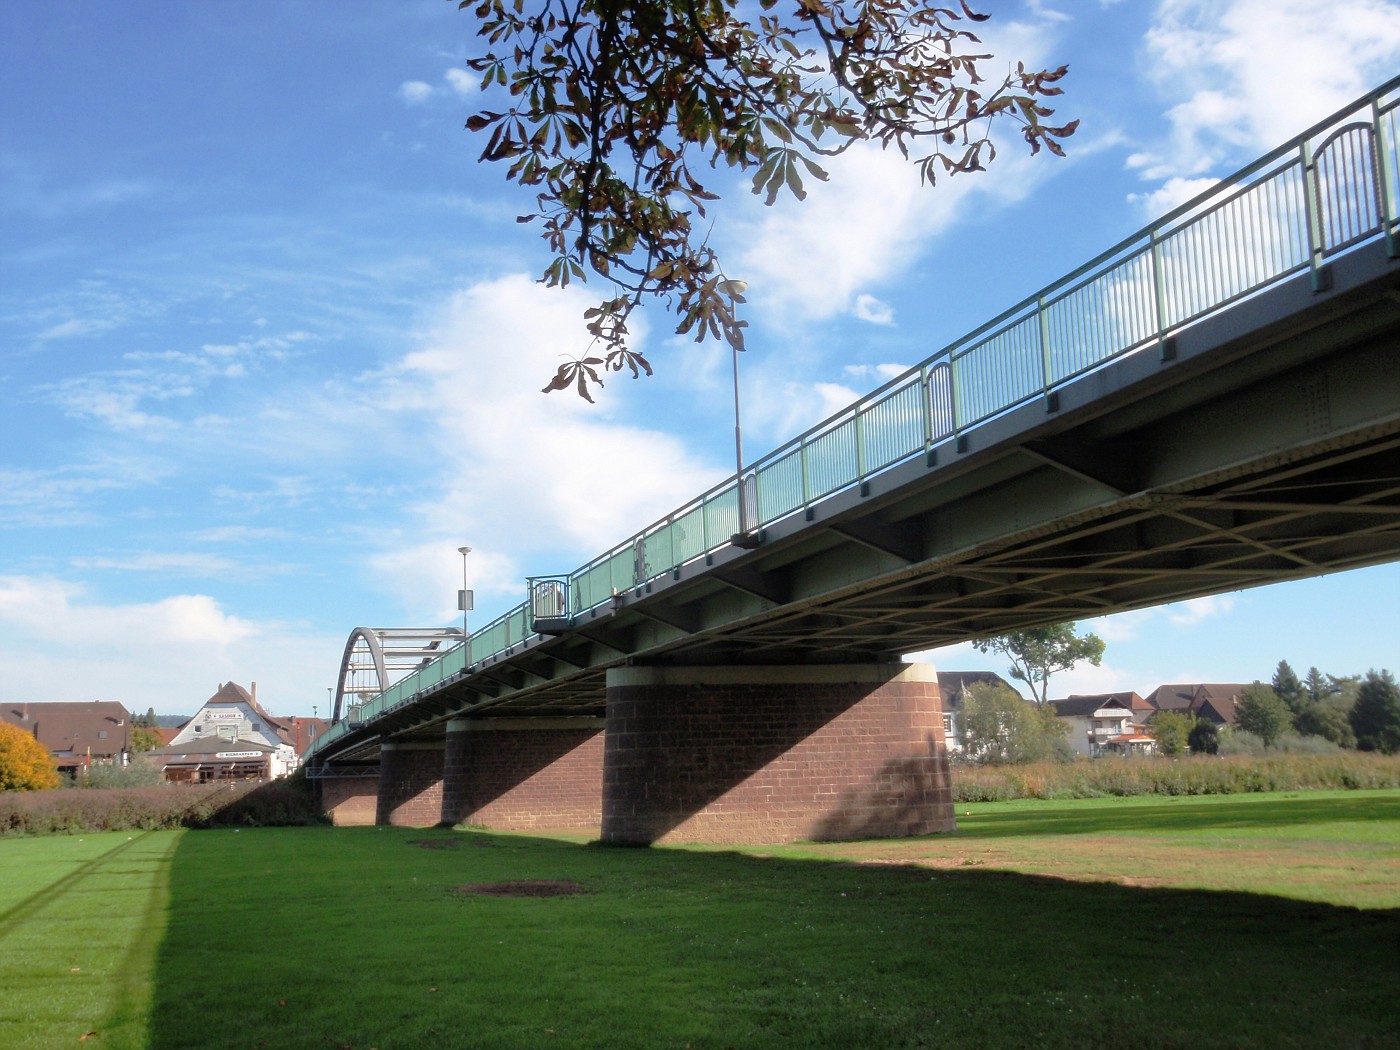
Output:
441,717,605,830
601,662,955,845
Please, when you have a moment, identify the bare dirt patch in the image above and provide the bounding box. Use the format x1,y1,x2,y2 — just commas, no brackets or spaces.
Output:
452,880,591,898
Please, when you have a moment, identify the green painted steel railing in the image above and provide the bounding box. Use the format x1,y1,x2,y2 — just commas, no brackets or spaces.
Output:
308,76,1400,760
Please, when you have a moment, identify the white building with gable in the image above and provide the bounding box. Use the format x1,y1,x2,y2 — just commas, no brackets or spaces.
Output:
147,681,300,782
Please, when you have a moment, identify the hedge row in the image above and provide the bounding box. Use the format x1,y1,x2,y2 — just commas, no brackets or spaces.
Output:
0,778,329,836
951,752,1400,802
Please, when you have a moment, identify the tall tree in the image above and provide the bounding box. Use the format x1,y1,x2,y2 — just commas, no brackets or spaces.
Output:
460,0,1076,398
1187,717,1219,755
1350,669,1400,754
1303,666,1332,705
971,622,1105,706
1235,684,1292,747
960,682,1071,764
1295,701,1356,749
1271,660,1304,715
1150,710,1195,757
0,723,60,792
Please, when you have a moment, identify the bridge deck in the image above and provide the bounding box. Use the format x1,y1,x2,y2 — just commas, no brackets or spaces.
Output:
312,78,1400,767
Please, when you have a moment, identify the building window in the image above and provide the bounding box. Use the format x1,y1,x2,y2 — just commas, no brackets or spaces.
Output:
252,723,262,733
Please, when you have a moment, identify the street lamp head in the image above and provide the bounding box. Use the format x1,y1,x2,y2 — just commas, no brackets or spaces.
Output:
458,546,472,555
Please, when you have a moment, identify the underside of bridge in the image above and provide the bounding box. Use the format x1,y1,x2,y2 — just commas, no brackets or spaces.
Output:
324,241,1400,739
313,241,1400,840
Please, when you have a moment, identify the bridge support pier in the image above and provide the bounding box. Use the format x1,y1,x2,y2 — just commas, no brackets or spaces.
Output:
441,717,605,831
601,662,954,845
376,742,445,826
320,773,379,826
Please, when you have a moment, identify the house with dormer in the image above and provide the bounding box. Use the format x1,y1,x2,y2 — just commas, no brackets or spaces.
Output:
143,682,299,782
1146,683,1254,727
1049,693,1149,757
0,700,131,775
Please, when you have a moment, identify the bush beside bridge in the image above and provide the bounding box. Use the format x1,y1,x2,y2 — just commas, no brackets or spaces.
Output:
0,776,327,836
951,752,1400,802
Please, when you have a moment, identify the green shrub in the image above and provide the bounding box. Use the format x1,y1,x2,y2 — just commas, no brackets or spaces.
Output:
950,752,1400,802
0,776,328,836
71,762,165,789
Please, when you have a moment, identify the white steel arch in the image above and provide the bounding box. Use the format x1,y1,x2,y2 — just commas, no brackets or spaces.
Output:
332,627,464,722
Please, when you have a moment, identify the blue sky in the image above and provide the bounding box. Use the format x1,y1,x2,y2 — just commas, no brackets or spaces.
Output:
3,0,1399,716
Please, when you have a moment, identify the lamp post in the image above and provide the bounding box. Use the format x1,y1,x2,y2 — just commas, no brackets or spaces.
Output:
458,546,473,664
726,280,761,549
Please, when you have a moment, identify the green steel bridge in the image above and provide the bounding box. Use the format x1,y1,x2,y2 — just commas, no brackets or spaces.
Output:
308,76,1400,771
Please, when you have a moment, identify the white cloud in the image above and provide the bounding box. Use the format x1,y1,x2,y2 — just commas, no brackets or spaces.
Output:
357,274,728,617
398,80,434,104
444,68,477,97
69,552,249,577
722,7,1075,326
1027,0,1073,22
843,363,911,385
37,317,119,340
852,294,895,326
1141,0,1400,178
0,575,336,715
399,69,479,106
43,329,312,432
1125,175,1219,218
1085,608,1155,644
731,140,1056,323
1166,593,1236,626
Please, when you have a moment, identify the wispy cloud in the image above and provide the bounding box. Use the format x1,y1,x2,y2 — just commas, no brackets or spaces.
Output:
397,67,479,106
0,155,159,219
1132,0,1400,199
42,329,317,431
398,80,434,105
0,460,168,527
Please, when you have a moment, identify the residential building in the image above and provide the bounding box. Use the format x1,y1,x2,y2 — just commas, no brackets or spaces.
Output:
1050,693,1147,757
936,671,1026,754
1146,683,1255,727
1100,732,1158,756
143,682,301,782
0,700,132,775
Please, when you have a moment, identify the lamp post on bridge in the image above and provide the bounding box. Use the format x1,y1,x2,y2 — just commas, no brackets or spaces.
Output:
457,545,474,665
726,279,761,549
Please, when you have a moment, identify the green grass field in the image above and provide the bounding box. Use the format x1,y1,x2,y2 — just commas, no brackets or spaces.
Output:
1,790,1397,1049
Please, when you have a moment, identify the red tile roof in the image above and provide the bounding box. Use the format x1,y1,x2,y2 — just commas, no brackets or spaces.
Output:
0,701,131,762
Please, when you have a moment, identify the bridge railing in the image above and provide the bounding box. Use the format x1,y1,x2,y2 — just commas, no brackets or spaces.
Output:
306,75,1399,762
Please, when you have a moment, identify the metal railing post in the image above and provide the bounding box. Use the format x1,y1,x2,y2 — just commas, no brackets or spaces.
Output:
855,406,867,480
1149,228,1171,359
1037,294,1052,396
1374,97,1400,258
1301,139,1331,291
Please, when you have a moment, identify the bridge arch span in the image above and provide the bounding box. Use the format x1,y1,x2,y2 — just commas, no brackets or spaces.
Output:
332,627,464,722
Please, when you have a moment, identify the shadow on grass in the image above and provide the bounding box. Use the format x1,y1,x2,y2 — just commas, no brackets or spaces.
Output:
147,825,1400,1050
952,791,1400,839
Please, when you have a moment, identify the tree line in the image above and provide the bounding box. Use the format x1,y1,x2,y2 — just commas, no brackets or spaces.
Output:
961,620,1400,762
